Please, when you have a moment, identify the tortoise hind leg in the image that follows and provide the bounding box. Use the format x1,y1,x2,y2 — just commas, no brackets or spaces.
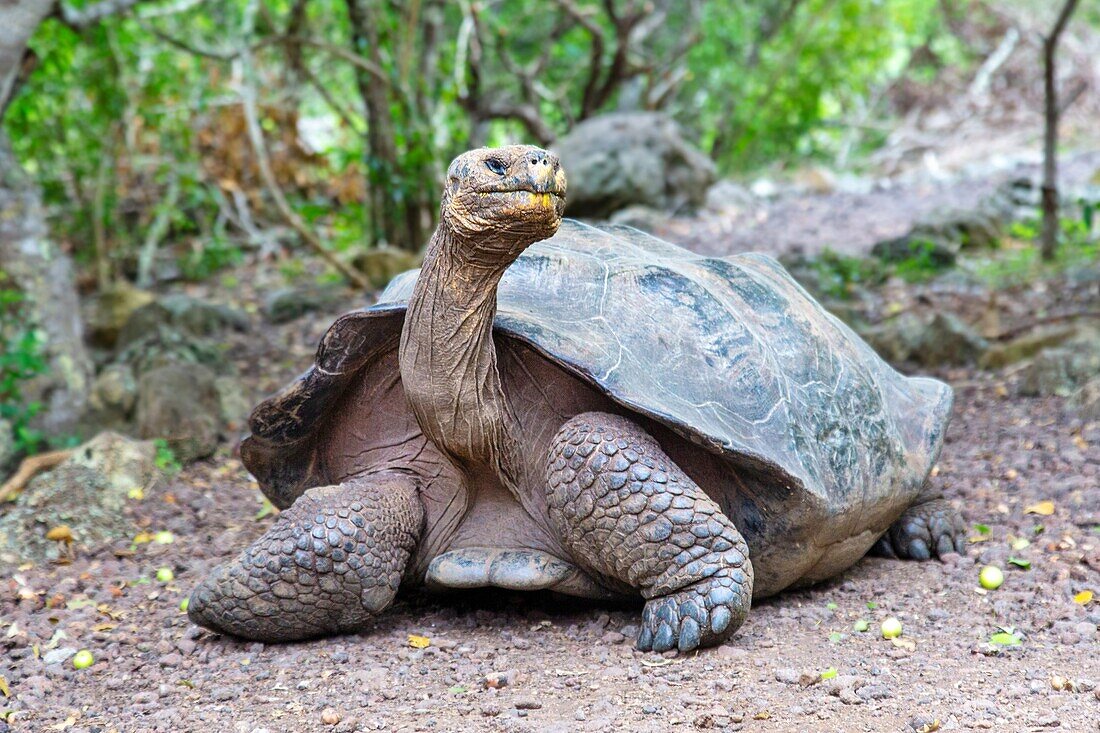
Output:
546,412,754,653
872,497,966,560
188,473,423,642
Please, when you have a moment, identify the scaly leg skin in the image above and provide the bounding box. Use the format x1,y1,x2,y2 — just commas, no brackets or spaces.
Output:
872,497,966,560
546,412,753,653
188,473,423,642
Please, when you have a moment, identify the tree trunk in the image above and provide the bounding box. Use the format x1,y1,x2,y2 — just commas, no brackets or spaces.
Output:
1,0,95,436
1040,0,1081,261
345,0,422,252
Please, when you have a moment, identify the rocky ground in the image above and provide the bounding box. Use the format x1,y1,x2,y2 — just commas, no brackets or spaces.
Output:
2,149,1100,731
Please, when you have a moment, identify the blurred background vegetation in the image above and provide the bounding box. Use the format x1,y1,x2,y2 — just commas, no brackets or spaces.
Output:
4,0,1006,265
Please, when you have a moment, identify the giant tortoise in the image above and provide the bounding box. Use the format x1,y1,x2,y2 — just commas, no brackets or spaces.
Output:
189,145,964,653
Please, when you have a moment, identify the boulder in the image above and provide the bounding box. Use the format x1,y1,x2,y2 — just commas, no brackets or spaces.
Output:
608,205,668,233
0,432,158,563
84,363,139,432
115,324,226,377
1069,378,1100,421
136,363,221,462
117,294,248,348
979,325,1079,370
553,112,715,218
85,285,155,348
914,313,989,367
862,312,987,367
1019,329,1100,396
351,246,423,290
861,313,929,365
263,283,349,324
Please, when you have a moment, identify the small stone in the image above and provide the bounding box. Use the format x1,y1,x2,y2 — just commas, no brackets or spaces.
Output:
211,686,236,702
514,697,542,710
43,647,78,666
483,670,517,689
320,708,341,725
480,703,501,717
774,668,801,685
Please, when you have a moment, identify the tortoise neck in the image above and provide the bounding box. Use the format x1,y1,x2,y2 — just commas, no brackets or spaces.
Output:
399,218,520,470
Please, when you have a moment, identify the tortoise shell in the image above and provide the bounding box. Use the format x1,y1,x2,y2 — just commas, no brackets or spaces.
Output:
242,220,952,592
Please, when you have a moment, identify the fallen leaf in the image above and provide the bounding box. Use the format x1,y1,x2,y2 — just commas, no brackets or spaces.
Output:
407,634,430,649
890,637,916,651
915,721,942,733
1007,557,1031,570
0,675,9,697
45,525,72,542
1024,501,1055,516
1009,537,1030,551
820,667,837,680
753,711,771,720
1074,590,1093,605
91,623,117,632
1050,675,1075,691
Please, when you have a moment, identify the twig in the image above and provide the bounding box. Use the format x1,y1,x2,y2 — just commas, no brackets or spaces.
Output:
136,175,181,287
967,26,1019,98
0,450,74,503
994,310,1100,341
236,43,368,288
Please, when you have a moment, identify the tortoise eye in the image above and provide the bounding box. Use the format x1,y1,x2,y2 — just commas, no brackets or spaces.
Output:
485,158,507,175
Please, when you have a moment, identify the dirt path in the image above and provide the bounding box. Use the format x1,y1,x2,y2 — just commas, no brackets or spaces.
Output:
658,150,1100,259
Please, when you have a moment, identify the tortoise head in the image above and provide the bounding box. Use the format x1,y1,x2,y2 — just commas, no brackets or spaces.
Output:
440,145,566,260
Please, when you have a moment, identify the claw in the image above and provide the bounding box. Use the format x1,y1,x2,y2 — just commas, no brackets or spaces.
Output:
678,617,701,651
653,623,676,652
710,605,731,635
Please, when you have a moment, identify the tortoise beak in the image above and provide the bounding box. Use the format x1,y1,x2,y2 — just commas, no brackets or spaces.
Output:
524,149,566,198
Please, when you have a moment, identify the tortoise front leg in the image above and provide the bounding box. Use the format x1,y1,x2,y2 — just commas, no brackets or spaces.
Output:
546,412,754,653
188,473,423,642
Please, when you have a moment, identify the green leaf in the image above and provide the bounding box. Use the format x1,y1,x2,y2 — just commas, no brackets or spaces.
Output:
826,602,838,610
866,601,878,610
973,523,991,535
820,667,838,680
989,631,1022,647
1007,557,1031,570
828,632,843,643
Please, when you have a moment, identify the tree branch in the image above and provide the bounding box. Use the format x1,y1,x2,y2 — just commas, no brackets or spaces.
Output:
58,0,147,29
237,42,369,288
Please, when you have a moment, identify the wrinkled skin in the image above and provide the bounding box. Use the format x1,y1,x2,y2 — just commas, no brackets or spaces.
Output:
189,145,965,653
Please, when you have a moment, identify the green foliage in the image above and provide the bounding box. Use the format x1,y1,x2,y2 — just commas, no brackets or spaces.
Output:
153,438,182,474
178,237,245,281
801,249,886,300
685,0,957,168
968,213,1099,288
891,239,955,282
0,276,48,456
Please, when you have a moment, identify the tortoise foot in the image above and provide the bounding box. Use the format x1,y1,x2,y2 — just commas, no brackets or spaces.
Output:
546,411,754,654
188,473,422,642
637,568,751,653
873,497,966,561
